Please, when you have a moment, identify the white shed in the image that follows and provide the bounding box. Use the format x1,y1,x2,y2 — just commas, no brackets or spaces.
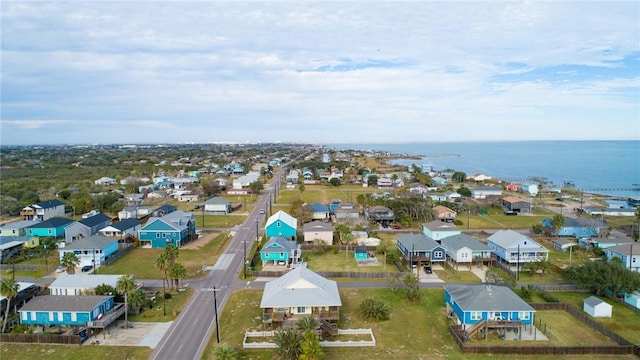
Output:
583,296,612,318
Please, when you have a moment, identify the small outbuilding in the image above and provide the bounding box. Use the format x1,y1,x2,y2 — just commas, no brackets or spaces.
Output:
583,296,612,318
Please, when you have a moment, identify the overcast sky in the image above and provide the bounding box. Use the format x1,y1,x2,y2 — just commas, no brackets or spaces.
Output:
1,1,639,145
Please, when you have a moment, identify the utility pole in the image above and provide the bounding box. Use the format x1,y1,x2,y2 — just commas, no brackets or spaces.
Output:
213,286,220,343
243,237,247,279
516,244,520,281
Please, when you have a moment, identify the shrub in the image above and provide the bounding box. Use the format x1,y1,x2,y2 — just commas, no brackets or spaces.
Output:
538,290,559,303
520,284,535,301
453,219,463,226
164,293,172,300
359,298,390,321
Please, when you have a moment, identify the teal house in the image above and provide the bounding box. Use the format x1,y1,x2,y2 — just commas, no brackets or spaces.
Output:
19,295,115,327
25,218,74,238
354,246,368,260
138,210,195,248
260,236,301,266
265,210,298,240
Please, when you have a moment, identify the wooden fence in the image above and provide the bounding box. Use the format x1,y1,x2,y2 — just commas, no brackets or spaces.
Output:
0,333,82,345
448,302,640,356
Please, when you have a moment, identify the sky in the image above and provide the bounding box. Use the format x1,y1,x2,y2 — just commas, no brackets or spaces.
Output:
1,1,639,145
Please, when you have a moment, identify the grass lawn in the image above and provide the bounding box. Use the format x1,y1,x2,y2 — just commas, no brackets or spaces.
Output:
434,264,482,283
195,214,246,228
470,214,549,230
303,251,394,273
128,288,194,322
552,292,640,344
201,288,637,360
100,232,231,279
0,344,152,360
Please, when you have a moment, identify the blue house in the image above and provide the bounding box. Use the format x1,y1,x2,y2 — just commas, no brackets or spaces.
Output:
354,246,368,260
19,295,116,327
25,217,74,238
542,217,608,239
58,235,119,269
265,210,298,240
260,236,301,266
308,203,329,221
397,234,446,267
444,284,535,330
139,210,195,248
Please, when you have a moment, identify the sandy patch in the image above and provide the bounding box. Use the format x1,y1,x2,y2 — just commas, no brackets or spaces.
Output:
181,232,219,250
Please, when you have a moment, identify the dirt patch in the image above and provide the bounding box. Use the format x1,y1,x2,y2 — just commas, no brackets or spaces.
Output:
181,232,219,250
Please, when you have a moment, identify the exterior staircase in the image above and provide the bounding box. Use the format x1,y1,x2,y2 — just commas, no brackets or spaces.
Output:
319,319,338,336
464,319,487,340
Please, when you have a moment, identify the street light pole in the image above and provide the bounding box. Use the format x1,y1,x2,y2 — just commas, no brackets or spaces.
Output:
243,237,247,280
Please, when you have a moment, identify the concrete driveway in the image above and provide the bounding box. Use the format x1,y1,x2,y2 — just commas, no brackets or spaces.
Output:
84,321,173,349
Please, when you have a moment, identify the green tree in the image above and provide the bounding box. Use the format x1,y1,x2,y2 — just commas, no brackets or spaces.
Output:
298,184,305,200
359,298,390,321
168,262,187,291
128,289,146,315
335,224,353,259
376,238,394,271
214,344,238,360
523,261,540,277
634,207,640,241
61,252,80,274
274,328,303,360
0,278,19,333
403,273,420,302
249,180,264,195
329,177,340,187
116,274,135,328
452,171,466,183
456,187,471,197
563,260,640,296
296,315,319,333
551,214,565,237
300,331,324,360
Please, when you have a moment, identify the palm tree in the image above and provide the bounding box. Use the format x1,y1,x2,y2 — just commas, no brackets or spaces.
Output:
155,252,170,293
1,278,19,333
214,344,238,360
296,315,318,333
168,263,187,291
116,274,135,328
128,289,146,315
403,272,420,302
300,331,324,360
61,252,80,274
164,243,180,267
274,329,303,360
551,214,565,237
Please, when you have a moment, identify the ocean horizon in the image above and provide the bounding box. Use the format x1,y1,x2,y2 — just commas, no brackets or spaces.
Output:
326,140,640,199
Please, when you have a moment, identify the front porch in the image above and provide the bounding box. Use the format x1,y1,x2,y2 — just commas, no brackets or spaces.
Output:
87,303,126,329
262,307,340,330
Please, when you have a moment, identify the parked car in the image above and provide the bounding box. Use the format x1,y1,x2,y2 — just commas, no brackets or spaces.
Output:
277,261,286,266
423,266,432,274
81,265,93,272
260,209,265,214
504,211,517,216
392,225,402,229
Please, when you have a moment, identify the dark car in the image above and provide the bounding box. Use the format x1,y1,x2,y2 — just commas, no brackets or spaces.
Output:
423,266,432,274
504,211,517,216
81,265,93,272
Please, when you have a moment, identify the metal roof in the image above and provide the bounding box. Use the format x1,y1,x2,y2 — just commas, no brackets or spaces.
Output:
49,274,122,290
445,284,534,312
260,265,341,308
19,295,112,312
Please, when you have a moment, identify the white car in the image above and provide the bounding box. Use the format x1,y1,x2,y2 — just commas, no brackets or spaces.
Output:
55,266,65,273
259,209,265,214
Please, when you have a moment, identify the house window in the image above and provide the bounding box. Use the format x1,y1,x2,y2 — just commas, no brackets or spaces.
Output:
297,307,305,313
470,311,482,320
434,251,443,258
48,229,52,234
277,222,281,228
280,252,284,257
519,312,530,320
156,233,160,238
265,253,269,258
162,233,166,238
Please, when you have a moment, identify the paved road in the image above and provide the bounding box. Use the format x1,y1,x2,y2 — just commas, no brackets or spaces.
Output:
149,170,284,360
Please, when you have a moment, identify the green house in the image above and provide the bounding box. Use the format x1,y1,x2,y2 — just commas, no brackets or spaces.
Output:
25,218,74,238
261,236,301,266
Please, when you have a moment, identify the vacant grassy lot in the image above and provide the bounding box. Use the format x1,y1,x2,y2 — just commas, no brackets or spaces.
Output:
195,214,246,228
552,292,640,344
100,232,231,279
0,344,152,360
202,288,638,360
434,264,483,283
303,251,393,273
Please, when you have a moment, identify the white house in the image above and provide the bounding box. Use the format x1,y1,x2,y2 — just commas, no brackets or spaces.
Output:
302,221,333,245
94,177,117,185
422,220,460,241
49,274,123,296
583,296,612,318
204,197,232,214
487,230,549,265
471,186,502,199
440,234,493,269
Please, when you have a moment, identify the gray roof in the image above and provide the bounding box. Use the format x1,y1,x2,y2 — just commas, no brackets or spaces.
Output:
440,234,490,252
422,220,459,232
0,220,41,230
78,213,112,227
584,296,610,307
49,274,122,290
19,295,112,312
487,230,546,251
266,210,297,230
262,236,299,253
260,266,341,308
303,221,333,232
606,243,640,255
204,197,231,205
445,284,534,312
62,235,117,250
108,218,141,231
397,234,441,251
